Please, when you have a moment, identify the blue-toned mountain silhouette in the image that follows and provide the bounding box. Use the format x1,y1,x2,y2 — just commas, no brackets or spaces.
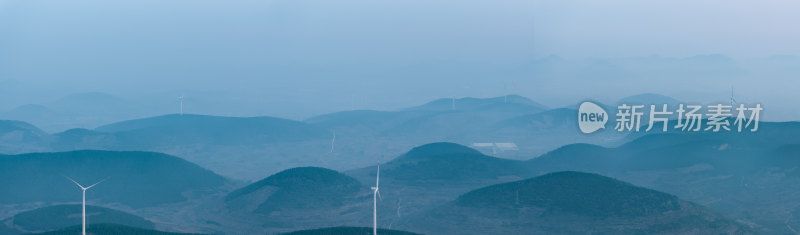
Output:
27,224,207,235
223,167,370,231
0,204,153,234
308,95,547,139
45,114,335,180
404,95,547,112
617,93,682,107
226,167,361,214
0,120,50,154
92,114,329,147
0,92,143,132
345,143,533,230
349,142,530,184
401,171,748,234
0,150,229,207
524,124,800,234
281,226,422,235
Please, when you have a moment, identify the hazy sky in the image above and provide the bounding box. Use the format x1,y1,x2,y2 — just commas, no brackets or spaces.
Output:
1,0,799,121
532,0,800,58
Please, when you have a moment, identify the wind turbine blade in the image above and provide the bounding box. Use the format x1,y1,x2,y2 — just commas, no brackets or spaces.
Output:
377,190,382,201
85,177,109,190
64,175,85,189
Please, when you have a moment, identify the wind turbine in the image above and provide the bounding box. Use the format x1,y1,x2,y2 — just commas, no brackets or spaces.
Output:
329,131,336,153
178,95,184,115
65,176,107,235
396,198,402,218
451,97,456,111
371,163,381,235
730,85,737,107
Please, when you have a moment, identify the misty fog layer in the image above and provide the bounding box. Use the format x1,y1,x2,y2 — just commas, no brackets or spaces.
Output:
2,0,799,131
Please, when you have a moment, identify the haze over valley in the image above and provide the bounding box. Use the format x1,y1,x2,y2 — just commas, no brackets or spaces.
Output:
2,0,799,234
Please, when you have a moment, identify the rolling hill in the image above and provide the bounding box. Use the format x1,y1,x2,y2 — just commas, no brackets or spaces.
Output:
0,150,229,208
528,121,800,174
50,128,116,151
404,95,547,112
0,204,153,234
387,96,548,140
0,120,50,154
92,114,330,147
222,167,370,232
281,226,422,235
345,143,533,230
225,167,362,215
46,114,337,180
616,93,682,108
349,142,530,184
494,108,578,133
523,126,800,234
308,95,548,139
28,224,207,235
402,171,748,234
524,143,619,174
304,110,427,135
0,92,144,132
3,95,597,182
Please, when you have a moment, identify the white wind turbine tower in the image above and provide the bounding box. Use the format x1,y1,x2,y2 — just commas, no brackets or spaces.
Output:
371,163,381,235
329,131,336,153
65,176,107,235
178,95,184,115
396,198,402,218
730,85,737,107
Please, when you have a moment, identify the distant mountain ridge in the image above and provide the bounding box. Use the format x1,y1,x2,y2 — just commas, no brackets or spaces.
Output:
0,93,784,182
93,114,329,146
0,120,51,154
617,93,682,107
404,95,548,112
0,92,141,133
44,114,335,180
